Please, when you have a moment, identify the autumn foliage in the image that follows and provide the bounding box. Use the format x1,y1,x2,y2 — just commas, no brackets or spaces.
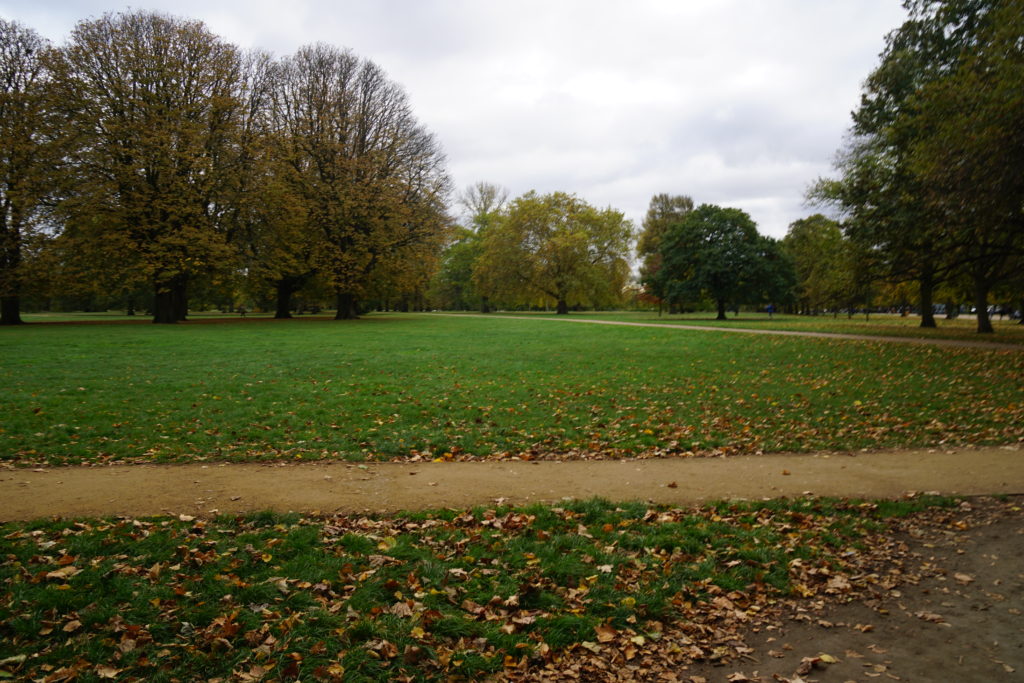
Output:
0,11,450,323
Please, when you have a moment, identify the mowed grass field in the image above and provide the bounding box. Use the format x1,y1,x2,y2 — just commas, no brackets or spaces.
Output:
488,310,1024,345
2,313,1022,466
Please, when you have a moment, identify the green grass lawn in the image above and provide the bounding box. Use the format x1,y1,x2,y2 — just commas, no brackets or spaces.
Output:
0,496,956,682
492,310,1024,345
2,313,1022,466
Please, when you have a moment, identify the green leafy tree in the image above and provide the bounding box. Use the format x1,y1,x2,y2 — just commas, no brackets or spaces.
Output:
907,0,1024,332
810,0,1009,331
781,215,848,315
474,191,633,314
637,193,694,314
430,182,508,312
431,228,483,310
656,204,791,320
0,20,54,324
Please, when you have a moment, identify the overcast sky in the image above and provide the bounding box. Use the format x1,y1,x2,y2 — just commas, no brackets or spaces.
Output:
1,1,907,238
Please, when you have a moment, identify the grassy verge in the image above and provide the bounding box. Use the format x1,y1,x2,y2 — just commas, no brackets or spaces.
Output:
2,314,1022,465
0,496,957,682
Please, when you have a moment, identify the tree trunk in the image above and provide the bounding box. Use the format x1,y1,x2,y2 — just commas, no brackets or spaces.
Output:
556,298,569,315
480,296,491,314
716,299,727,320
1019,297,1023,325
335,291,359,320
274,280,296,319
152,275,187,324
173,278,188,321
973,281,994,334
919,274,937,328
0,295,24,325
153,288,178,324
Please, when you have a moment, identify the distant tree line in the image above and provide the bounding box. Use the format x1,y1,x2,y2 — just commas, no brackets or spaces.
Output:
432,1,1023,330
3,0,1020,330
1,11,450,324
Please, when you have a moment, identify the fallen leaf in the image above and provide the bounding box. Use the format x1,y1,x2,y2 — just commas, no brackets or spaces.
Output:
915,611,945,623
46,566,81,580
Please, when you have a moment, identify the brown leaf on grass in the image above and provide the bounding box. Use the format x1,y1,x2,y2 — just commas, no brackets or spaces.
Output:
47,566,81,580
595,623,617,643
62,620,82,633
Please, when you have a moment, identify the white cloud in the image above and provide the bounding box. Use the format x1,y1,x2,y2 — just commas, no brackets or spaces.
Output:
0,0,907,237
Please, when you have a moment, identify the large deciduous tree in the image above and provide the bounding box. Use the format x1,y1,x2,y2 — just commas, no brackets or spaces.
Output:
430,182,508,312
274,44,450,320
655,204,790,320
908,0,1024,332
637,193,693,313
781,215,848,315
475,191,633,314
0,20,53,325
813,0,1018,333
222,51,315,319
48,11,245,323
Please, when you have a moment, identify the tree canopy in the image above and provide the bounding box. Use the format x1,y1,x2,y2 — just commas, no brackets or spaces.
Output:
474,191,633,314
636,193,694,311
47,11,246,323
655,204,791,320
812,0,1023,332
0,11,454,322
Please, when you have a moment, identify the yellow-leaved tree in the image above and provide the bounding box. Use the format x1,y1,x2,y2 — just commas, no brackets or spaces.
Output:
474,191,633,314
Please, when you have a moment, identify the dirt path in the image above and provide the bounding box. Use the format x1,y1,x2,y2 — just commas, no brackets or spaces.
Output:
432,314,1024,351
2,446,1021,521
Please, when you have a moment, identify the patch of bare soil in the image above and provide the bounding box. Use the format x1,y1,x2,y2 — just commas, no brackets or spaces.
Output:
676,498,1024,683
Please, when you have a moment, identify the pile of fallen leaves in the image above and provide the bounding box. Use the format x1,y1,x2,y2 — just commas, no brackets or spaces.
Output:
1,495,1012,682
